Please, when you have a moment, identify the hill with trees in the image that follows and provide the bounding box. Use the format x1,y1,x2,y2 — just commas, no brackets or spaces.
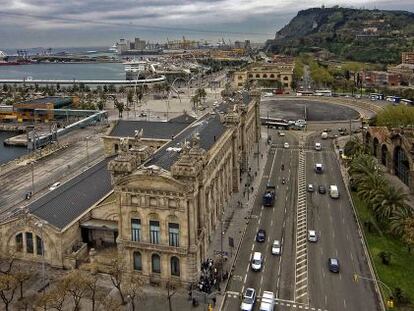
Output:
266,7,414,64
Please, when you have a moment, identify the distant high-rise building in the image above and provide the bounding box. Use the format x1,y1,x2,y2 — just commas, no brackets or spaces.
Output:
134,38,147,50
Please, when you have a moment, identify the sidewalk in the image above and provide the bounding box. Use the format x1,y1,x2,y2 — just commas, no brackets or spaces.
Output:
204,131,270,310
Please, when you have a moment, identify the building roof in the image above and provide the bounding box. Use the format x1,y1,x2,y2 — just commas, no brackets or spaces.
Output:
109,114,196,139
16,96,72,107
145,113,226,170
28,158,112,230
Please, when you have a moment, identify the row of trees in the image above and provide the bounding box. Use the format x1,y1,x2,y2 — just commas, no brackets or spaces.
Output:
345,139,414,251
375,105,414,128
0,252,145,311
191,88,207,110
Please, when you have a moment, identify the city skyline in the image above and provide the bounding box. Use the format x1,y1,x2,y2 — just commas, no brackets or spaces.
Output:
0,0,413,49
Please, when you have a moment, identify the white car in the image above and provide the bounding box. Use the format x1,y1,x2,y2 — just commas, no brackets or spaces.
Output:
49,182,61,191
271,240,281,255
241,288,256,311
307,184,314,192
308,230,318,242
278,131,285,137
283,142,290,149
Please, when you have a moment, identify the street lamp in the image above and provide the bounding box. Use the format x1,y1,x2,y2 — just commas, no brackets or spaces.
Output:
85,136,90,166
35,220,48,291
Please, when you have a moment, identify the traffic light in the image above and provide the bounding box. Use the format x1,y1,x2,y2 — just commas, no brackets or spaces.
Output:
353,273,359,283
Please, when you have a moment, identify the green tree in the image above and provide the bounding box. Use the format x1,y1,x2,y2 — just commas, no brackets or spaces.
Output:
372,186,408,222
403,216,414,253
357,172,386,204
376,105,414,128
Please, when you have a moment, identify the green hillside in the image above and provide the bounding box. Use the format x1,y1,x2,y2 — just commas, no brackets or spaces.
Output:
266,7,414,64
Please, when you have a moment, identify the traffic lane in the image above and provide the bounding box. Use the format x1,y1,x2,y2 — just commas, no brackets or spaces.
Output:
307,150,378,310
261,148,298,299
275,149,299,300
225,148,278,310
324,151,378,310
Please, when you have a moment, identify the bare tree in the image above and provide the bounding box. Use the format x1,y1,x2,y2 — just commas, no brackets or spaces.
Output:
0,252,16,275
35,284,67,311
122,274,145,311
0,274,19,311
108,255,127,305
14,268,33,300
62,270,90,311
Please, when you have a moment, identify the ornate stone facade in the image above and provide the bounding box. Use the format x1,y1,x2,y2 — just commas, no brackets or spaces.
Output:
111,92,261,286
365,126,414,192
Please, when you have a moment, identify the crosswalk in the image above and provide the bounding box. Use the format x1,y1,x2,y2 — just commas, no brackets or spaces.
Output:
294,142,309,304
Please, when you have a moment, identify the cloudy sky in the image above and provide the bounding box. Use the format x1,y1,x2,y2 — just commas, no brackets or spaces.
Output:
0,0,413,49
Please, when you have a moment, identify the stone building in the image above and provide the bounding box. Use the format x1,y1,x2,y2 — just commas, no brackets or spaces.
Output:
232,61,294,90
0,91,261,287
365,127,414,192
108,91,260,286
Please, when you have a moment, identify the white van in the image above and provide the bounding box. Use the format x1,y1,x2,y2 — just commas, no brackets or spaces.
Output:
315,142,321,151
251,252,263,271
329,185,340,199
315,163,323,174
259,291,275,311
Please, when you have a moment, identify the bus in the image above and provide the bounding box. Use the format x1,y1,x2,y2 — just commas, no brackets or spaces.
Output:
401,99,413,105
315,89,332,97
386,96,401,104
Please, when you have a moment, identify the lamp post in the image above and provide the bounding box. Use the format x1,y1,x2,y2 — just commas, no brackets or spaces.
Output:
85,136,90,167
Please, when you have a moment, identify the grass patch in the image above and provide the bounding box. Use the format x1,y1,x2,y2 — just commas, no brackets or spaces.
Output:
352,194,414,310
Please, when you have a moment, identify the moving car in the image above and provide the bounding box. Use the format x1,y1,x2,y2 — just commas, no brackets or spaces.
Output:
315,142,322,151
256,229,266,242
251,252,263,271
283,142,290,149
318,185,326,194
25,191,33,200
328,258,340,273
278,131,285,137
49,182,61,191
329,185,340,199
315,163,324,174
271,240,281,255
307,184,314,192
308,230,318,242
241,288,256,311
259,291,275,311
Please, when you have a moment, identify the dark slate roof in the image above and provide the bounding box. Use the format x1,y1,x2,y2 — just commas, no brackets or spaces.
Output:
145,113,226,170
28,158,112,230
109,114,195,139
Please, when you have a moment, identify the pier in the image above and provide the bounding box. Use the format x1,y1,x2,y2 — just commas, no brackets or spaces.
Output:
0,76,166,85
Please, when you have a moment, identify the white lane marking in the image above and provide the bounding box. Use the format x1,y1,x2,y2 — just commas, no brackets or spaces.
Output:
244,274,247,284
344,299,347,309
271,219,273,227
251,244,254,251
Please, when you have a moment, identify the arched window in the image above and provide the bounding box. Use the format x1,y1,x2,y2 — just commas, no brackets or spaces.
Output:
255,74,260,78
263,74,268,78
15,233,23,252
171,256,180,276
25,232,33,254
133,252,142,271
238,75,243,80
270,74,275,78
283,76,289,81
248,74,253,78
152,254,161,273
149,220,160,244
36,235,43,256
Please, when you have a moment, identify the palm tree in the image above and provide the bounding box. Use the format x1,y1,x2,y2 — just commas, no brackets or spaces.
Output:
389,208,412,236
357,172,386,204
349,154,379,189
372,186,408,222
403,216,414,252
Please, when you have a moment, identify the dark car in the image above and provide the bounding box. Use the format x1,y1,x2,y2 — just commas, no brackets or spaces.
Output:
318,185,326,194
328,258,340,273
256,229,266,243
25,191,33,200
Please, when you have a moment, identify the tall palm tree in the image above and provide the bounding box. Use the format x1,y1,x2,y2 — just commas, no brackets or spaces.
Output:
349,154,379,188
372,186,408,222
403,216,414,252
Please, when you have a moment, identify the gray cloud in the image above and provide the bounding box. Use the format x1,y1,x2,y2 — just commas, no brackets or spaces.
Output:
0,0,412,48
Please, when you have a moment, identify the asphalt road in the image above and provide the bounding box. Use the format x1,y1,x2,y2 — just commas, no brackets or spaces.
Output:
261,99,360,122
224,129,301,310
223,130,380,311
306,134,380,311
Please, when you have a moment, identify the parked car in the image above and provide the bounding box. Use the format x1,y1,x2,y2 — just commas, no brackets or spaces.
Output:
307,184,314,192
49,182,61,191
283,142,290,149
278,131,285,137
25,191,33,200
328,258,340,273
256,229,266,243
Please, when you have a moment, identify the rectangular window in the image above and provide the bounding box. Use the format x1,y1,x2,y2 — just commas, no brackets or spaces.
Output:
169,223,180,247
133,252,142,271
36,236,43,256
131,219,141,242
26,232,33,254
16,234,23,252
150,220,160,244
